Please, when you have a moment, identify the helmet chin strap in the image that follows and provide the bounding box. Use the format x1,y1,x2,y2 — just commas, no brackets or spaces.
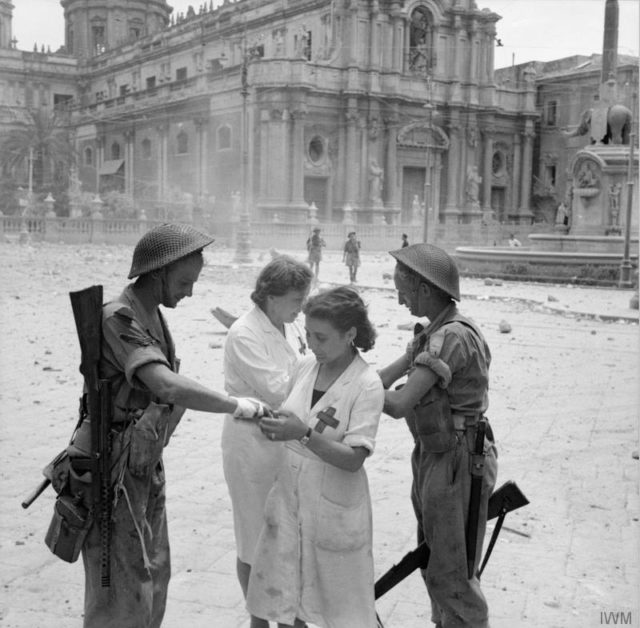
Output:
160,267,172,305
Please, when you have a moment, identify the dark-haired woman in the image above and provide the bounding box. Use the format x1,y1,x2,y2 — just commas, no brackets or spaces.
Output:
247,286,384,628
222,255,313,628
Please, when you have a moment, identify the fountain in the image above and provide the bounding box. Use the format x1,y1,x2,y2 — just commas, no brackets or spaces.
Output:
456,0,638,281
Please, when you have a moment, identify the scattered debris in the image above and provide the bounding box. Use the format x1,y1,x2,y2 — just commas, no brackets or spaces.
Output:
397,322,414,330
498,320,512,333
382,272,392,280
632,451,639,460
547,295,559,302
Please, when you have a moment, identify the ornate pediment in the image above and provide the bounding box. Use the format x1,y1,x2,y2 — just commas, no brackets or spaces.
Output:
397,122,449,149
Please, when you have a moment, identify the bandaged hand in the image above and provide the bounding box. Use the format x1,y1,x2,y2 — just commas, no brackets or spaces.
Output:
232,397,271,419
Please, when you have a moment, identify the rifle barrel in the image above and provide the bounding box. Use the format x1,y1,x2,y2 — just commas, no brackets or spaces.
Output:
21,478,51,509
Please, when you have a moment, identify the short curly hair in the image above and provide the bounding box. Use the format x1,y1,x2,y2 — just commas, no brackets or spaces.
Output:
303,286,376,352
251,255,313,308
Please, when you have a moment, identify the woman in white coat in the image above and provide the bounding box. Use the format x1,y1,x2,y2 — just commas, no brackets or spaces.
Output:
247,286,384,628
222,256,313,628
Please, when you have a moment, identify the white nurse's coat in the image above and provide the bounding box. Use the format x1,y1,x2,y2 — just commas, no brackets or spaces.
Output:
247,353,384,628
222,305,306,563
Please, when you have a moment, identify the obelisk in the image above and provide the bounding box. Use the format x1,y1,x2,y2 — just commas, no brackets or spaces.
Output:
591,0,619,142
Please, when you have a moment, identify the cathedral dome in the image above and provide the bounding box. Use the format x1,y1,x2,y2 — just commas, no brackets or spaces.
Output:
60,0,171,58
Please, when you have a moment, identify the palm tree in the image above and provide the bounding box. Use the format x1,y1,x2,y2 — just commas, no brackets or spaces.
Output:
0,108,76,196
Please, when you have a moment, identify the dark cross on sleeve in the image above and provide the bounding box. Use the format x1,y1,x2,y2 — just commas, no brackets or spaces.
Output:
314,406,339,433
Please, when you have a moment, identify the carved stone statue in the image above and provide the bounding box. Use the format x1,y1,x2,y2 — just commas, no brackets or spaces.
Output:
368,159,384,206
465,166,482,206
608,182,622,224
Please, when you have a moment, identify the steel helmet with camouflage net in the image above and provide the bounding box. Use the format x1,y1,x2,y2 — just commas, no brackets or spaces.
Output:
389,243,460,301
128,223,215,279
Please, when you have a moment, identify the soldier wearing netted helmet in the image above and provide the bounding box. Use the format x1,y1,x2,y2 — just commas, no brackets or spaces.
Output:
378,243,498,628
69,223,267,628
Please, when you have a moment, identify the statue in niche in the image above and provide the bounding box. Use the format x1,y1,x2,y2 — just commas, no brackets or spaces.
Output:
576,161,599,189
368,159,384,206
465,165,482,205
608,183,622,224
274,30,285,57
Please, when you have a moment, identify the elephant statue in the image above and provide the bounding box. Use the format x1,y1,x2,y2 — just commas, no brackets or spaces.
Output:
562,103,632,145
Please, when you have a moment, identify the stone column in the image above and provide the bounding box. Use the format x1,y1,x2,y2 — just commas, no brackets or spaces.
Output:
264,109,289,207
349,5,359,66
518,125,535,222
259,109,270,201
510,132,521,219
124,129,134,198
390,4,404,72
345,105,359,206
95,135,104,192
449,15,462,103
444,114,462,222
290,108,307,206
194,117,208,199
482,126,494,215
157,124,168,215
385,109,399,213
468,22,478,84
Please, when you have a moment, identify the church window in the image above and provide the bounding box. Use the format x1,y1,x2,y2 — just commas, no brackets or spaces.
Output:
546,165,556,188
141,139,152,159
408,7,435,74
545,100,557,126
146,76,156,90
92,25,106,55
176,67,188,82
308,136,324,163
84,147,93,166
492,150,505,176
177,130,189,154
111,142,121,160
217,125,232,150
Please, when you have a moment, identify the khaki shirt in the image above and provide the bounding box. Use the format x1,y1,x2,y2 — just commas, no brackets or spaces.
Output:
100,285,176,423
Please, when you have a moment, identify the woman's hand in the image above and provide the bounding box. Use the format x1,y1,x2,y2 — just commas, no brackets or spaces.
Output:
259,409,307,442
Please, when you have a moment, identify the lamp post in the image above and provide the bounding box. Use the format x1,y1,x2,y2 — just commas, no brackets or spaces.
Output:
233,39,259,264
618,132,636,288
422,100,434,244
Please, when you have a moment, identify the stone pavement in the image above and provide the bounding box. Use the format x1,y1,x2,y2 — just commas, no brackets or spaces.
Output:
0,241,638,628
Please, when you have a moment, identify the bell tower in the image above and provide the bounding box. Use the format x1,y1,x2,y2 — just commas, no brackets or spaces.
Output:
60,0,172,58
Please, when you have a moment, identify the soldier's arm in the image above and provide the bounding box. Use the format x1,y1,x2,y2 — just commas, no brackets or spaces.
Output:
136,362,239,415
383,365,438,419
378,353,411,389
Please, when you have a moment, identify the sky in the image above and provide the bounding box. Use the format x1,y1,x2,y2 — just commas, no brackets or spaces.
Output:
11,0,640,69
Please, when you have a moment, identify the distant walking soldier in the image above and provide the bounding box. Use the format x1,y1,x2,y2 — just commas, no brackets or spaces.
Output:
56,223,267,628
343,230,361,283
378,243,498,628
306,227,325,279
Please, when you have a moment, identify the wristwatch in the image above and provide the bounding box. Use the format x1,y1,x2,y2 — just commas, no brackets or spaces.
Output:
299,427,312,447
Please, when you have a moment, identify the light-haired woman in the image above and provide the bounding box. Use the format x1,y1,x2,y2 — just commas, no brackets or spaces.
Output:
222,255,313,628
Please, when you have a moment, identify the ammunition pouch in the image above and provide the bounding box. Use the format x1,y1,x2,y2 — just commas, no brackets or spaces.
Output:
127,401,171,477
45,464,94,563
413,386,456,453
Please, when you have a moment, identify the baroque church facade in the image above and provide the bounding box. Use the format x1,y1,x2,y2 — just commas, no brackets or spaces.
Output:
0,0,636,228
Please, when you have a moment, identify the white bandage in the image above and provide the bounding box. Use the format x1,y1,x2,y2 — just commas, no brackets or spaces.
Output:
232,397,263,419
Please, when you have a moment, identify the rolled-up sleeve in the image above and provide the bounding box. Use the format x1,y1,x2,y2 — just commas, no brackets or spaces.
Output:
342,372,384,455
224,327,292,408
102,307,171,388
